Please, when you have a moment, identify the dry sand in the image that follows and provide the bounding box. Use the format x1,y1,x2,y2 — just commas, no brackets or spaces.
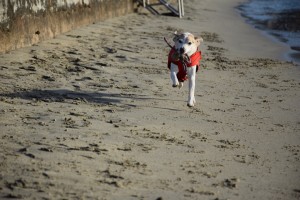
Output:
1,0,300,199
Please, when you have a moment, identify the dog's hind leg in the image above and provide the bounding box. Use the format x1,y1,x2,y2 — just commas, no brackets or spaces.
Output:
187,66,197,107
170,63,179,87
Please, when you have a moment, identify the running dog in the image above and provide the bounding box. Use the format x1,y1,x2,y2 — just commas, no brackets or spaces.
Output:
167,32,203,107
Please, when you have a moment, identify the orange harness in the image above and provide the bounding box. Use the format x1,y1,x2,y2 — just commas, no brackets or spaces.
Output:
167,47,202,82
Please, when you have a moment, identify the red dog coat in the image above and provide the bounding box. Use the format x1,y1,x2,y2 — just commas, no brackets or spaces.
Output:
167,47,202,82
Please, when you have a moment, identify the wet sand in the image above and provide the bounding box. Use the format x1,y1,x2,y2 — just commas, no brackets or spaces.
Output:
0,0,300,199
237,0,300,64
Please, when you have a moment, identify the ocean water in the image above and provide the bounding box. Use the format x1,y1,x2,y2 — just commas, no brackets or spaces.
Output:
237,0,300,64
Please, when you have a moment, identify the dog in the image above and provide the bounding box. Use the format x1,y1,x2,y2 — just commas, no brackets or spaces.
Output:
167,32,203,107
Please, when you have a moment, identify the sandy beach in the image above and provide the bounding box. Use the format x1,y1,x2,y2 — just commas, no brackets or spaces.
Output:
1,0,300,199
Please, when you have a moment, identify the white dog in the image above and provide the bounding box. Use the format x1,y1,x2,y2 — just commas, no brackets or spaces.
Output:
167,32,203,107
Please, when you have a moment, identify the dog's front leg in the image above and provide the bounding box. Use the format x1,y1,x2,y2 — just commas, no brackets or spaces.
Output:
170,63,179,87
187,66,197,107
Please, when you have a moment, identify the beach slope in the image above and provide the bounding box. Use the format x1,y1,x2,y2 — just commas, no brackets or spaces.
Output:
0,0,299,199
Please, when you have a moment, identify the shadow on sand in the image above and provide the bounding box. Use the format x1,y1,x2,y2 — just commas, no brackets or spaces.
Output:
1,88,185,111
1,89,128,104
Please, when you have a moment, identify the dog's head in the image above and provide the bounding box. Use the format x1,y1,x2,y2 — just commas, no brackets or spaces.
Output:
173,32,203,57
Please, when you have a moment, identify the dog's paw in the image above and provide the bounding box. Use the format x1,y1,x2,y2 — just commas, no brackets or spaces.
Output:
178,82,183,89
187,103,194,107
187,99,196,107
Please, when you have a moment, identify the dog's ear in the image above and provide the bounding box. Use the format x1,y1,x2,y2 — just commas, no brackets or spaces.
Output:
173,31,181,42
195,36,203,46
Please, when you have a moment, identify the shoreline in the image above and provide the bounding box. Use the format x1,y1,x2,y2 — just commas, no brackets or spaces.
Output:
1,0,300,199
236,0,300,65
190,0,291,62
